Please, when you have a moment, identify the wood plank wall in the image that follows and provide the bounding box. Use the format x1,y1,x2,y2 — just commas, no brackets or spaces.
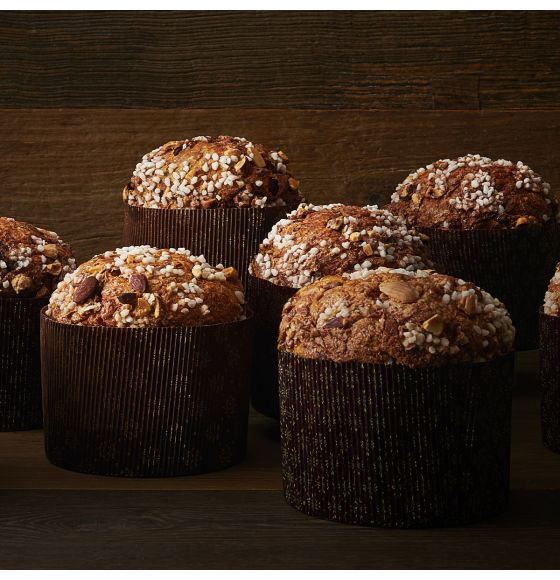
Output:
1,11,559,261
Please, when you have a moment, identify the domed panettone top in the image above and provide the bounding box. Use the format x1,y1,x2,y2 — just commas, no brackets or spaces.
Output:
250,203,433,288
278,268,515,367
47,245,245,327
388,154,558,230
544,264,560,316
0,216,76,299
124,135,302,210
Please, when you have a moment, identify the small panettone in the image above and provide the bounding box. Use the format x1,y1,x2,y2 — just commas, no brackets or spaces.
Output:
278,268,515,367
124,135,302,209
544,266,560,316
388,154,558,229
250,203,433,288
0,217,75,299
47,246,245,327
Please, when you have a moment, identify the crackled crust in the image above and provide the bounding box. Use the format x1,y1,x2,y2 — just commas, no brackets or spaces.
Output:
124,135,302,209
278,268,515,367
47,246,245,327
388,154,558,230
0,217,76,299
544,265,560,316
249,203,433,288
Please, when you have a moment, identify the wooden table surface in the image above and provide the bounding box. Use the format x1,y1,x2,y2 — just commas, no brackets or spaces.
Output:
0,351,559,569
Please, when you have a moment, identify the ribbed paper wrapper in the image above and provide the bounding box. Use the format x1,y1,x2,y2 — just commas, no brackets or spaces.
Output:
539,311,560,454
122,204,295,290
41,310,253,477
279,351,515,528
418,225,560,350
0,297,48,431
248,275,297,419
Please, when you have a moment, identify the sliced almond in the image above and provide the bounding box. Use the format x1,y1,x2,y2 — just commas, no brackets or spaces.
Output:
461,294,478,315
11,274,33,294
412,192,421,206
153,297,161,319
363,243,374,256
234,157,247,173
249,147,266,168
379,280,419,303
224,148,242,158
288,177,299,190
43,244,58,259
422,314,444,336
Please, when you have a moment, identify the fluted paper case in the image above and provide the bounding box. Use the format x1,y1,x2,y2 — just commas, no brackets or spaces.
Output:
249,275,297,419
279,351,515,528
539,311,560,454
122,204,294,290
41,310,253,477
418,225,559,350
0,297,47,431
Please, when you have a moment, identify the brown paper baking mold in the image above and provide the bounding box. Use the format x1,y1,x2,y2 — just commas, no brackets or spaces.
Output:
279,351,514,528
539,311,560,454
0,297,47,431
418,224,560,350
41,310,253,477
248,275,297,419
122,204,295,291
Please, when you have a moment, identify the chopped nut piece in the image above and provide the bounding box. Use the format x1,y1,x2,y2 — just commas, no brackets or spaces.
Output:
363,243,374,256
461,294,478,315
43,244,58,259
46,261,62,275
288,177,299,190
223,267,238,280
234,157,247,173
349,232,361,242
11,274,33,294
250,147,266,168
327,217,344,231
135,298,152,317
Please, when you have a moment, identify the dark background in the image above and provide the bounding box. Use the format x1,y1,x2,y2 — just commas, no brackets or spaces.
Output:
1,10,560,261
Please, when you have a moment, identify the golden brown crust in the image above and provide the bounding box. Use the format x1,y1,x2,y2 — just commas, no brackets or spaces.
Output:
47,246,245,327
278,269,514,367
250,203,433,288
544,264,560,316
125,135,302,209
388,154,558,230
0,217,75,299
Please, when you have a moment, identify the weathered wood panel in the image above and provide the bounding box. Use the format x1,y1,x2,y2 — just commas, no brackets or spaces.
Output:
0,11,559,110
1,108,559,261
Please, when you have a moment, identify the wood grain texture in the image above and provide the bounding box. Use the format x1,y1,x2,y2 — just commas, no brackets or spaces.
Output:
1,11,559,110
0,489,560,569
1,108,560,262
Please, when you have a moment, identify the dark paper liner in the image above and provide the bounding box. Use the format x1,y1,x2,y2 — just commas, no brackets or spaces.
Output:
539,311,560,454
279,351,515,528
122,204,296,291
41,310,253,477
0,297,48,431
418,224,560,351
248,275,297,419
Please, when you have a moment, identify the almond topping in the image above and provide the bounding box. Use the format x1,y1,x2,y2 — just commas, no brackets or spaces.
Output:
46,261,62,275
234,157,247,173
249,147,266,168
222,266,238,280
135,298,152,317
327,217,344,231
379,279,419,303
43,244,58,259
11,274,33,294
349,232,361,242
363,243,374,256
288,177,299,190
422,314,444,336
461,294,478,315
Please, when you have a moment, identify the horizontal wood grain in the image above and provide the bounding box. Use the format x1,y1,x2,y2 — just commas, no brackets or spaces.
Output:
1,108,560,262
0,489,560,569
0,11,559,110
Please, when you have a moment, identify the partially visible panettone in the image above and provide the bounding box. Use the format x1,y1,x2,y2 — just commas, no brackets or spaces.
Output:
124,135,302,209
47,246,245,327
544,265,560,316
0,217,75,299
388,154,558,229
278,268,514,367
250,203,433,288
